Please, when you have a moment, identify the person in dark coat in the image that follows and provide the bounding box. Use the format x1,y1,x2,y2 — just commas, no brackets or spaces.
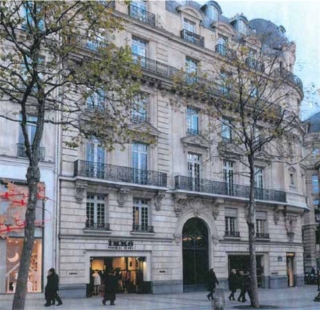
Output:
228,269,238,301
206,268,219,301
44,268,63,307
237,272,250,303
102,269,118,306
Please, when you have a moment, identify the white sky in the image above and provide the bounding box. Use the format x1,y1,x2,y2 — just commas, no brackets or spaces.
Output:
197,0,320,119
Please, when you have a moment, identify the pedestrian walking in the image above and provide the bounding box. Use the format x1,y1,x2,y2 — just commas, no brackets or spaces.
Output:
102,269,118,306
44,268,63,307
206,268,219,301
92,270,101,295
228,269,238,301
237,271,251,303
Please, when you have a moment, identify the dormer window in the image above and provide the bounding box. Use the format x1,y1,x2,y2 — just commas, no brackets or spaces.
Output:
238,20,247,35
207,5,219,21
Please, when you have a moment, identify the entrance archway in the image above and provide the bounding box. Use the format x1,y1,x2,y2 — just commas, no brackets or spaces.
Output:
182,217,209,292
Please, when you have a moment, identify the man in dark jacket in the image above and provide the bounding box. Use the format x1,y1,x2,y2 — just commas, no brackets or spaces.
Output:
102,269,118,306
206,268,219,301
228,269,238,301
44,268,63,307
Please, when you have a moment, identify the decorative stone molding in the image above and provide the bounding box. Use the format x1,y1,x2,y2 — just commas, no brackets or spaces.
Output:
181,135,210,151
273,206,280,225
74,180,87,202
154,191,166,211
284,212,298,242
212,198,224,219
173,193,188,217
174,195,223,219
117,188,130,208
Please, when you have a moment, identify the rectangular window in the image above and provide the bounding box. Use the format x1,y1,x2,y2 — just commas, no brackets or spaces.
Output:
223,160,234,195
132,95,148,123
188,153,201,191
186,107,199,135
133,198,151,232
254,166,264,199
186,57,198,83
132,37,147,67
86,138,105,178
256,211,268,238
225,208,238,237
21,1,44,31
129,0,147,22
221,118,232,142
183,19,196,33
86,194,107,229
18,114,37,144
312,175,319,194
220,71,231,94
132,142,148,184
86,90,106,110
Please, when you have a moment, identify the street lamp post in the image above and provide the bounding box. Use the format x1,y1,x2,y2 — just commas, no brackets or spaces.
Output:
314,204,320,302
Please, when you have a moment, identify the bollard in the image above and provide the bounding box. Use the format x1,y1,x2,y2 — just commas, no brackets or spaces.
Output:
211,288,225,310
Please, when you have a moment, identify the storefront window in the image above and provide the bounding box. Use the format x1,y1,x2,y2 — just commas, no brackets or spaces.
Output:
0,181,45,294
5,238,43,293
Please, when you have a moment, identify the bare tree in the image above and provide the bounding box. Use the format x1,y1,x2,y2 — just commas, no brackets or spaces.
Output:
173,28,304,308
0,1,146,309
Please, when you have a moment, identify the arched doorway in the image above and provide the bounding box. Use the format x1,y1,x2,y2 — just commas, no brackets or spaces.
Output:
182,217,209,292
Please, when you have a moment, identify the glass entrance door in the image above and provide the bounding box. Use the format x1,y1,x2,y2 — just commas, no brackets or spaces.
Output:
182,218,208,292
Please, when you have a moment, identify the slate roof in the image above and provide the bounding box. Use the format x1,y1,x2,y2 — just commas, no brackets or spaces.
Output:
304,111,320,133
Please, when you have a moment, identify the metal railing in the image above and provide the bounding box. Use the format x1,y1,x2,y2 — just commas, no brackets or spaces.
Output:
274,68,303,92
245,57,265,73
131,114,149,123
225,231,240,238
256,233,270,239
215,44,236,59
174,175,286,203
85,222,110,230
180,29,205,47
187,128,200,135
17,143,45,161
128,4,155,27
74,160,167,187
132,224,154,232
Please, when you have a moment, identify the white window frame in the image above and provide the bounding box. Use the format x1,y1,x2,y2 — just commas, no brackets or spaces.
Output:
186,107,199,135
312,175,319,194
132,95,148,123
223,160,234,195
18,114,37,144
221,118,232,142
86,194,107,228
256,211,268,236
86,89,106,110
132,37,147,67
207,5,219,21
183,18,196,33
225,208,238,235
133,198,150,230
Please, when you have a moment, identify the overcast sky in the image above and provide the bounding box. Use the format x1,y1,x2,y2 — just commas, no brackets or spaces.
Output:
195,0,320,120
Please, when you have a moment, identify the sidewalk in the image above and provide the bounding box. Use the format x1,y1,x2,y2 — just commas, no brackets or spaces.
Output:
0,286,319,310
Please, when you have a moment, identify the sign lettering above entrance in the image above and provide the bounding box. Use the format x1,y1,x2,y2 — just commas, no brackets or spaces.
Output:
107,240,134,250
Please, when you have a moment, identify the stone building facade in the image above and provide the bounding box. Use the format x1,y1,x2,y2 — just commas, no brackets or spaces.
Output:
56,1,307,297
303,112,320,273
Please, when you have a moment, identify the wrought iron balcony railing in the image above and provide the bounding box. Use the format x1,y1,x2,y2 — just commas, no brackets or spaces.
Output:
74,160,167,187
128,4,155,27
85,222,110,231
131,114,149,124
187,128,200,135
174,175,286,203
274,68,303,92
17,143,45,161
245,57,265,73
215,44,236,59
256,233,270,239
132,224,154,233
225,231,240,238
180,29,205,47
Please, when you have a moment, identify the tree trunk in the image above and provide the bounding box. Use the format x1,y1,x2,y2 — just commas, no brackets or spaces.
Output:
12,166,40,310
248,154,260,308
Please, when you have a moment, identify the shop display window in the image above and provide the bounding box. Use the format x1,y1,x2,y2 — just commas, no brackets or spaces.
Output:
4,237,43,293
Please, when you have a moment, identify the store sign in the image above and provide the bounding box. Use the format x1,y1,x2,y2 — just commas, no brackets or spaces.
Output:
107,240,134,250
